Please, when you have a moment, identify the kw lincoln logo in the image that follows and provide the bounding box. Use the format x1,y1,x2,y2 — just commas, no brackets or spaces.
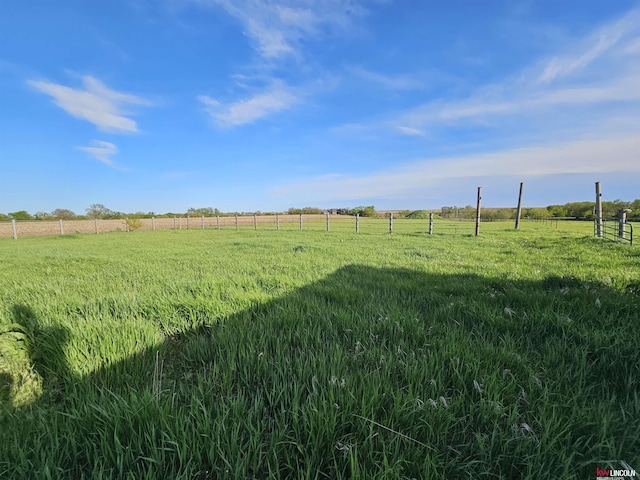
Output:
596,467,637,479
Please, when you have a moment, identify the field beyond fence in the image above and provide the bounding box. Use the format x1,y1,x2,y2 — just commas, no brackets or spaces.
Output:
0,214,598,239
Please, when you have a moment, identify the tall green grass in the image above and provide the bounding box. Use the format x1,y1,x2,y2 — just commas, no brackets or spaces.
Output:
0,224,638,479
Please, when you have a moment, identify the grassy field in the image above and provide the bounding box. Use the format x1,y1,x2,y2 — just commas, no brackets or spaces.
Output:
0,221,638,479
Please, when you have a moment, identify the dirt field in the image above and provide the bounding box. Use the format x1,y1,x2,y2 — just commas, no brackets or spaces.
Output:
0,215,335,239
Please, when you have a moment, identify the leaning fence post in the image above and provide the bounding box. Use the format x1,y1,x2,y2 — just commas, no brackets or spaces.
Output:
475,187,482,236
429,213,433,235
326,212,330,232
11,219,17,240
356,213,360,233
515,182,524,230
389,212,393,234
299,214,303,231
59,219,64,235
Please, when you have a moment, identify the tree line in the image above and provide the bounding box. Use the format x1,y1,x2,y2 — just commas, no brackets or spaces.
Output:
439,199,640,221
2,200,639,222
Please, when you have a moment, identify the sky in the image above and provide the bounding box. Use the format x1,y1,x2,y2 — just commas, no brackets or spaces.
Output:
1,0,639,215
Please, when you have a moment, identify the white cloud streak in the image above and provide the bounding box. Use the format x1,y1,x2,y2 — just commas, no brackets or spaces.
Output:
194,0,367,59
390,8,640,136
274,134,640,202
537,9,640,84
349,66,424,90
28,76,150,133
199,81,298,126
77,140,119,166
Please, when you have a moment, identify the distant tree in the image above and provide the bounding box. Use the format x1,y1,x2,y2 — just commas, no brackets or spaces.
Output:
34,211,52,220
547,205,568,217
187,207,220,216
349,206,376,217
0,213,10,221
8,211,33,220
51,209,77,220
85,204,113,219
288,207,323,215
523,208,548,219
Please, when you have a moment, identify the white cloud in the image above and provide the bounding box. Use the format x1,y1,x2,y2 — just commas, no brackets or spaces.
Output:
396,126,424,136
274,134,640,202
195,0,367,59
77,140,119,166
28,76,150,133
537,9,640,84
384,8,640,137
199,81,298,126
349,66,424,90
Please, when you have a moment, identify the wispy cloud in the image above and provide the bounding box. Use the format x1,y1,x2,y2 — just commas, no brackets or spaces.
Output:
274,134,640,202
537,9,640,84
199,81,298,126
77,140,119,166
192,0,367,59
28,76,150,133
390,8,640,137
396,126,424,136
348,65,424,90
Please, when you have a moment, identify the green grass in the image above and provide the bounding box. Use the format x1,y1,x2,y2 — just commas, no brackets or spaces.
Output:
0,223,638,479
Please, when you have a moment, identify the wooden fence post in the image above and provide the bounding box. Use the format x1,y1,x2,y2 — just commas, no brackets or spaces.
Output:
356,213,359,233
276,214,280,231
235,215,238,230
254,214,257,230
59,219,64,235
595,181,603,237
326,212,330,232
11,219,17,240
299,214,303,231
186,216,189,229
202,215,205,230
475,187,482,236
173,217,176,229
515,182,524,230
389,213,393,234
95,218,99,234
216,216,220,230
429,213,433,235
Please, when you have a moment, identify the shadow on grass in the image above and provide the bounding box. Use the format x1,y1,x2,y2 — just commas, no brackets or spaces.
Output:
1,266,639,479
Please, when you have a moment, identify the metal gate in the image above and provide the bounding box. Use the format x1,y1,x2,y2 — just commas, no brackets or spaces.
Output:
596,218,634,245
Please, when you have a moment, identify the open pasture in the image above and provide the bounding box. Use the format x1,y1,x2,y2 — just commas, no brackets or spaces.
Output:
0,223,638,479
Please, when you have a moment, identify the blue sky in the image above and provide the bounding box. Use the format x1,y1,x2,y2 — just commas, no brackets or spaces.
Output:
1,0,639,214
